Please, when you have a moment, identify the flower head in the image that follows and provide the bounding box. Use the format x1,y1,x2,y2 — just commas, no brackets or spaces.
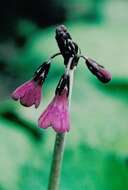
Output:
56,25,78,66
11,62,50,108
38,75,70,133
11,25,112,134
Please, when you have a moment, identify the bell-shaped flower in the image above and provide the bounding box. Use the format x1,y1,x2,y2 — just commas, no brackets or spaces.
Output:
38,74,70,133
11,78,42,108
11,62,50,108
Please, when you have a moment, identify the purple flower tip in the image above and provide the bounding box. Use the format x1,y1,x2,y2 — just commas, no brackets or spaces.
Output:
86,58,112,83
97,67,112,83
11,79,42,108
38,89,70,133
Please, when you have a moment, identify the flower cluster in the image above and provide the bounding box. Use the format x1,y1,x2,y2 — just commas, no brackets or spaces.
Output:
11,25,112,133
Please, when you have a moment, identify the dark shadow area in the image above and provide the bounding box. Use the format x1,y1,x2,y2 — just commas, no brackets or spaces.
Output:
1,111,42,141
0,0,66,40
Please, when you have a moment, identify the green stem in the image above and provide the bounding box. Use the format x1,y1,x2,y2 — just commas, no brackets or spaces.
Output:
47,58,74,190
48,133,65,190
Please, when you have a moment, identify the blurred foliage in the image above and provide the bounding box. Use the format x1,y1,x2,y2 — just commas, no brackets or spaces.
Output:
0,0,106,40
0,0,128,190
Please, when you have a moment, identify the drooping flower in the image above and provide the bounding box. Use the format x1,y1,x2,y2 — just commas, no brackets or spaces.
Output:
85,58,112,83
38,74,70,133
11,78,42,108
11,62,50,108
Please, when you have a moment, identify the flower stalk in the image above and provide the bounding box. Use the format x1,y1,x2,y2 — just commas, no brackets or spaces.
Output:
48,57,74,190
48,133,65,190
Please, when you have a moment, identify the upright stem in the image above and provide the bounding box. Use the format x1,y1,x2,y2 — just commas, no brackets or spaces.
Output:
48,133,65,190
47,58,74,190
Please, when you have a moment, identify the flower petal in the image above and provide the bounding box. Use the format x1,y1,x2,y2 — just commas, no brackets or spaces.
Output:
38,90,70,133
11,80,42,108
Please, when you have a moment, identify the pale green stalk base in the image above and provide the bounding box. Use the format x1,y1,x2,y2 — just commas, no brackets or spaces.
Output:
48,133,65,190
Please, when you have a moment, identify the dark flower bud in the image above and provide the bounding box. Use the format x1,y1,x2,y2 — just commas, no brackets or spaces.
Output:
33,62,51,83
55,74,70,96
55,25,79,66
56,25,72,40
55,25,71,58
86,58,112,83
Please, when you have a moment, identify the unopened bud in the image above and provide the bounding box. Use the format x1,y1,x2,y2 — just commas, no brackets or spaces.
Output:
55,25,79,66
86,58,112,83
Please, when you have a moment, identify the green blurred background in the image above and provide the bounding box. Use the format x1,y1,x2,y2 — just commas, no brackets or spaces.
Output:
0,0,128,189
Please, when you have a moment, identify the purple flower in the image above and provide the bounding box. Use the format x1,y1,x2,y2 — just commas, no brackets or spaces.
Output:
11,62,51,108
11,79,42,108
38,89,70,133
86,58,112,83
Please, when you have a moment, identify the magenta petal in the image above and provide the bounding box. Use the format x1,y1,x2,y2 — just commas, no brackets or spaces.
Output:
34,86,42,108
38,90,70,133
20,88,35,107
11,80,42,108
11,80,33,100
